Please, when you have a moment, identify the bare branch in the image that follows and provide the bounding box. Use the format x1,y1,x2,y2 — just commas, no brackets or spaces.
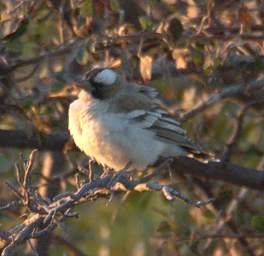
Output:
180,75,264,121
1,152,211,255
0,129,69,150
171,157,264,191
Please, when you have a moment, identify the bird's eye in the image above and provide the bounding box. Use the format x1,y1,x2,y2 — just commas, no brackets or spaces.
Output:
93,69,117,86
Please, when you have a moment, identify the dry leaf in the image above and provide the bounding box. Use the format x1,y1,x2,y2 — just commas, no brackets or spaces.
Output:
140,55,153,83
239,4,253,32
110,58,122,68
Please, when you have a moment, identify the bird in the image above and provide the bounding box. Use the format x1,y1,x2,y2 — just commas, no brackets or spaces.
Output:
68,68,213,172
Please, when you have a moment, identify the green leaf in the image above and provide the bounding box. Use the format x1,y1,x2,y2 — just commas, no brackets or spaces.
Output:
110,0,120,13
0,2,5,10
253,58,264,71
21,41,37,58
80,0,93,17
156,221,171,233
50,80,65,93
23,98,34,110
139,16,152,30
251,216,264,232
192,49,204,66
168,18,183,40
76,48,89,65
203,209,215,219
3,18,29,42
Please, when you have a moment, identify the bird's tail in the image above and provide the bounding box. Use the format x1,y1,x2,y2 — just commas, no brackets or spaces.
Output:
183,141,219,163
186,150,219,163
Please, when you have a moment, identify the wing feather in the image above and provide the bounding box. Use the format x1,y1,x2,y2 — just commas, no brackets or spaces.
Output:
111,83,206,156
126,110,200,153
152,127,200,151
154,120,186,135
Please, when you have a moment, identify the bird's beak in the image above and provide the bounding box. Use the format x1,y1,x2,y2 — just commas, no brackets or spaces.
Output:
74,80,93,92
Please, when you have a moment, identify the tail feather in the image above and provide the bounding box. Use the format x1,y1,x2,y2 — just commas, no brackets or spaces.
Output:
185,148,219,163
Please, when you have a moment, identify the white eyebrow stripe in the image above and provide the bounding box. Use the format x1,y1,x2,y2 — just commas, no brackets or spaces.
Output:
94,69,117,85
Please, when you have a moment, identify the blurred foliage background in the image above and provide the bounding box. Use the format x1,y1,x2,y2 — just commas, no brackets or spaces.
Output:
1,0,264,255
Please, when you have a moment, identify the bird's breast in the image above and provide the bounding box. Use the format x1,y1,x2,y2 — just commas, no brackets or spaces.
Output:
69,100,165,171
79,111,127,169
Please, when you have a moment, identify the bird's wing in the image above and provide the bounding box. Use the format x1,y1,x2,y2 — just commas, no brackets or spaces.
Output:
111,84,205,156
127,107,204,155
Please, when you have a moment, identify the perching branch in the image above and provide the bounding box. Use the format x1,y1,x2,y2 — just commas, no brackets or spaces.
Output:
171,157,264,191
0,129,264,190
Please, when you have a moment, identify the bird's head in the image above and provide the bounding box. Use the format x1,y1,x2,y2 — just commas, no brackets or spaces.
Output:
76,68,121,100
